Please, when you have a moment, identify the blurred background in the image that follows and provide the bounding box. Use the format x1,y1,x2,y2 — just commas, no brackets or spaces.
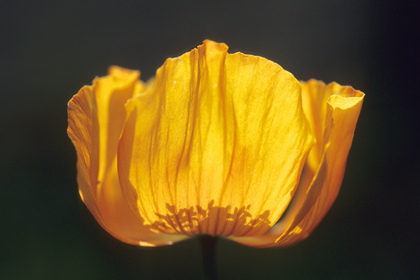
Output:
1,0,418,279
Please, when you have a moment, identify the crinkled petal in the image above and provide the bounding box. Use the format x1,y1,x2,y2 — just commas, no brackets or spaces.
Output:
230,79,364,247
118,40,313,238
68,67,185,246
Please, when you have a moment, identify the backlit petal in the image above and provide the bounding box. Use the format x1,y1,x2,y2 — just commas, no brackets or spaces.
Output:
118,40,313,238
231,80,364,247
68,67,185,245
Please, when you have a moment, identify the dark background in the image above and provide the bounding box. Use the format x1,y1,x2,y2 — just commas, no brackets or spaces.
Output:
1,0,418,279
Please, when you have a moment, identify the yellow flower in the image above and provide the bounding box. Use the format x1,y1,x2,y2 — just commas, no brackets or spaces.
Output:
67,40,364,247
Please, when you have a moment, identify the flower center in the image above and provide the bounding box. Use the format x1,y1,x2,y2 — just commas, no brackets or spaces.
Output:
146,200,272,237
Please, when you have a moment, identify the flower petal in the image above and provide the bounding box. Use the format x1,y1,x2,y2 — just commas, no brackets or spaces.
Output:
68,67,184,245
230,79,364,247
118,40,313,238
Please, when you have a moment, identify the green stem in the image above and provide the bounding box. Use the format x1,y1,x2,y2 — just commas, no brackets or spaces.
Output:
199,235,218,280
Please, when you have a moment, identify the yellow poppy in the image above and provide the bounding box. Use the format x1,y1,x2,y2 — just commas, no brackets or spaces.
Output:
67,40,364,247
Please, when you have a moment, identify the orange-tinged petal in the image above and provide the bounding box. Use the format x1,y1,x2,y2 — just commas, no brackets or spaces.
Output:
68,67,186,245
231,80,364,247
118,40,313,238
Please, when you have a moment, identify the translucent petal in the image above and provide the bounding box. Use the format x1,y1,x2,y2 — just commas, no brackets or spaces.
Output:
68,67,185,245
230,80,364,247
118,41,313,238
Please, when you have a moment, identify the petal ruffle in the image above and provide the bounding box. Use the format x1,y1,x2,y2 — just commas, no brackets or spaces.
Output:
118,40,313,238
68,67,185,246
230,79,364,247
